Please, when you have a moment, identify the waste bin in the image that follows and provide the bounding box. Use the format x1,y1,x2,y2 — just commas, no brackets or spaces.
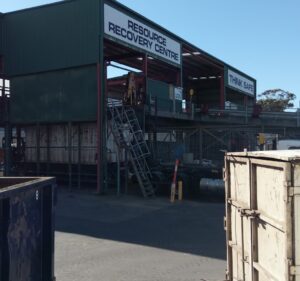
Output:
225,150,300,281
0,177,56,281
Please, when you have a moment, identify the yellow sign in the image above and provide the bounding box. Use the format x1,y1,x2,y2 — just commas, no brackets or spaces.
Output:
258,133,265,145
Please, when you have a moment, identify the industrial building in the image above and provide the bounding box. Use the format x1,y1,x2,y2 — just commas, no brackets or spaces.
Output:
0,0,258,196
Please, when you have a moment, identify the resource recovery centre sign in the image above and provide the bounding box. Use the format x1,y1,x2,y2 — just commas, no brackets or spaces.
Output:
227,69,255,96
104,4,181,66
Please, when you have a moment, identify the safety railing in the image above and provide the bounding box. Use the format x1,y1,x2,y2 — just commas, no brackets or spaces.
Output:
142,97,300,126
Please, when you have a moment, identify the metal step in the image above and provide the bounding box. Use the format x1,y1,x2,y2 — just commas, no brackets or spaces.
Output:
108,101,155,198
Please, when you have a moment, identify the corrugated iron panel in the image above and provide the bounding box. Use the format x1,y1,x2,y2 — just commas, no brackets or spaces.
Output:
10,65,97,123
147,79,183,113
25,124,97,164
3,0,101,76
24,123,121,164
147,79,173,112
0,13,3,57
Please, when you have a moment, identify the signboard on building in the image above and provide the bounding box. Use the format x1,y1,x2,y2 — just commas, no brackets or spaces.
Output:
227,69,255,96
174,87,183,100
104,4,181,66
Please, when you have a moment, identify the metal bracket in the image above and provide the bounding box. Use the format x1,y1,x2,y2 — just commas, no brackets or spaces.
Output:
289,187,300,197
223,167,227,181
290,265,300,275
225,270,230,281
240,208,260,218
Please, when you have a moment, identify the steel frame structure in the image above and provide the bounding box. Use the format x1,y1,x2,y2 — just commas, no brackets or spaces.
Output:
0,0,261,194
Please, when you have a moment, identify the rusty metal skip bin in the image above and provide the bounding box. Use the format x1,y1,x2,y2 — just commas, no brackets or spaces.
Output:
0,177,56,281
224,150,300,281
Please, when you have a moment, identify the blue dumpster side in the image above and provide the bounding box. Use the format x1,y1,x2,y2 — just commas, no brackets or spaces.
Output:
0,177,56,281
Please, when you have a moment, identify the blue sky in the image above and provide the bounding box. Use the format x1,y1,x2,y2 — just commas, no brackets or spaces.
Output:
1,0,300,105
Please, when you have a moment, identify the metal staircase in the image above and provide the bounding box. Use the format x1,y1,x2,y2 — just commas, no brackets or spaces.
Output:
108,99,155,198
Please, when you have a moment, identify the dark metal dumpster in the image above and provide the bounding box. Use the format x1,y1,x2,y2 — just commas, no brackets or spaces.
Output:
0,177,56,281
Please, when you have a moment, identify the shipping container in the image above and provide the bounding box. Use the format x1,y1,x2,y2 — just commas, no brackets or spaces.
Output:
0,177,56,281
225,150,300,281
24,122,123,164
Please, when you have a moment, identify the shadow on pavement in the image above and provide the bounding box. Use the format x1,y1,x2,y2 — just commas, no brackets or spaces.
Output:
55,189,226,260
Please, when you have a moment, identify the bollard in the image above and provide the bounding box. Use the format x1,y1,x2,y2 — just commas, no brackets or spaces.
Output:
170,183,176,203
178,181,183,201
170,159,179,202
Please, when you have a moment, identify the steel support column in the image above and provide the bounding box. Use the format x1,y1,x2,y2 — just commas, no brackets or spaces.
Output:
244,96,248,107
68,122,72,190
220,74,225,109
36,123,40,176
46,125,50,175
4,122,12,176
77,123,81,189
154,96,158,159
2,79,12,176
16,126,21,165
96,3,106,194
142,54,148,132
199,128,203,162
96,62,107,194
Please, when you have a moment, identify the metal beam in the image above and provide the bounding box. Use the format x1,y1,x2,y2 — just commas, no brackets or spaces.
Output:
105,52,141,62
97,62,104,194
96,4,106,194
203,128,228,147
220,73,225,109
199,129,203,161
46,125,50,175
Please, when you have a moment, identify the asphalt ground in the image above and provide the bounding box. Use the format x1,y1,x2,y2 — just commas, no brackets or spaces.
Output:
55,190,226,281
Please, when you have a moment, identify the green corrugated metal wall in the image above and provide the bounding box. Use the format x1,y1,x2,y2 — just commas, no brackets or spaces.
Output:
3,0,101,76
3,0,103,123
0,13,3,57
147,79,172,112
10,65,97,123
147,79,182,113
